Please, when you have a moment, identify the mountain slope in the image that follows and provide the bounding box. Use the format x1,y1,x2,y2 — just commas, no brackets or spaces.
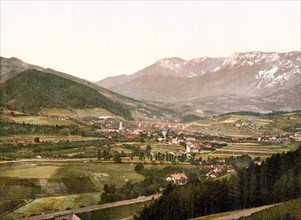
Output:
97,51,300,102
0,56,144,108
97,51,301,114
97,56,225,100
0,69,132,118
1,56,175,120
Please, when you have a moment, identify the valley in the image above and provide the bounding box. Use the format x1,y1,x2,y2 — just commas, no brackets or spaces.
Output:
0,106,300,219
0,55,300,219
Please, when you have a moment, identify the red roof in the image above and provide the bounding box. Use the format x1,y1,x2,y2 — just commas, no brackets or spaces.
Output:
170,173,188,180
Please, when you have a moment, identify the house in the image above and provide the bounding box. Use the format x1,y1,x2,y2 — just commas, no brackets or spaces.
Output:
186,141,200,153
166,173,188,185
133,129,145,135
204,164,235,179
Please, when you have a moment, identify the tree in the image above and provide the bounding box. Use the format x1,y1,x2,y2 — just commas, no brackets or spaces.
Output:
146,145,152,153
34,137,40,143
135,163,144,173
103,149,111,160
146,145,152,160
113,152,122,163
120,151,127,157
139,151,145,161
103,184,110,194
97,150,101,160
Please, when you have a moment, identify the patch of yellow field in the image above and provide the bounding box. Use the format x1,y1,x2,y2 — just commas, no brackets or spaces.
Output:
0,165,59,178
221,116,242,123
3,115,78,126
40,108,76,117
233,142,262,146
74,108,114,117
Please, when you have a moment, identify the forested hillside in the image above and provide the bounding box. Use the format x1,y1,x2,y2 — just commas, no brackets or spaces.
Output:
137,146,301,220
0,69,132,119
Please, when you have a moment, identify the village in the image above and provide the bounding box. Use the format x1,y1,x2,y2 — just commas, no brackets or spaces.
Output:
38,115,300,184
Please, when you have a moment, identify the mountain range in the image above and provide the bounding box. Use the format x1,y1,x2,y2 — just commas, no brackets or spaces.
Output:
0,51,300,119
97,51,301,115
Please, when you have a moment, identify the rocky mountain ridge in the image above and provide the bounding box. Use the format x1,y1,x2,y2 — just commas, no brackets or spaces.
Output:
97,51,300,100
97,51,300,115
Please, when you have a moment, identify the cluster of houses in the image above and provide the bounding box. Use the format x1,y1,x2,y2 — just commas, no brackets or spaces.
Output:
165,164,236,186
72,118,300,147
256,136,289,142
203,164,235,179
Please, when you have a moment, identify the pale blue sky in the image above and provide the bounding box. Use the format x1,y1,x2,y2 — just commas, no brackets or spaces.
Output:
1,1,300,81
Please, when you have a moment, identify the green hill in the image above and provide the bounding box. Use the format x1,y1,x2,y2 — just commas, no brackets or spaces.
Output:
0,69,132,118
0,57,177,121
240,198,301,220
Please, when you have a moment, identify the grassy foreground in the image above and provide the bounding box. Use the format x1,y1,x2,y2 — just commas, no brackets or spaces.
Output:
77,200,151,220
240,198,301,220
192,198,301,220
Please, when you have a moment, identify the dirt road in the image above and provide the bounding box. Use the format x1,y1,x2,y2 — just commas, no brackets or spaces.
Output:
20,194,160,220
213,204,277,220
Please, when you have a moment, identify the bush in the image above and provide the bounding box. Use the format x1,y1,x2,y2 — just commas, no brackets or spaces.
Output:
135,163,144,173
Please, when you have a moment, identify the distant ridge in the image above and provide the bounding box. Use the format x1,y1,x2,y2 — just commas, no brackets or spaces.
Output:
96,51,301,114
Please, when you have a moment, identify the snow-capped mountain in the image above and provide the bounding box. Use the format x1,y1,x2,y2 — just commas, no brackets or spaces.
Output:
97,56,225,92
219,51,300,91
97,51,301,113
153,57,225,77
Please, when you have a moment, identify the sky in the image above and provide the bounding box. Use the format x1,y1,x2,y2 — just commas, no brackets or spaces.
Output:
1,1,300,81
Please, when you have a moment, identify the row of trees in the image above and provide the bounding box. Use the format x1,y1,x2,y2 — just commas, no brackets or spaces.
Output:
97,144,202,164
137,146,301,219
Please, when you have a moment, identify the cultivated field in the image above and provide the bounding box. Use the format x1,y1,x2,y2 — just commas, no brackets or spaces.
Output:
0,161,146,218
189,112,301,136
3,193,102,219
77,200,152,220
1,115,78,126
208,142,290,159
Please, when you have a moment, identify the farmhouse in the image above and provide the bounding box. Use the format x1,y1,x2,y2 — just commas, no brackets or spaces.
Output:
166,173,188,185
186,141,201,153
205,164,235,179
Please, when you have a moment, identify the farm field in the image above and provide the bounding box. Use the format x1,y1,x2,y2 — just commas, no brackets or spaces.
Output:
189,112,301,136
43,107,114,117
0,160,194,218
0,165,59,178
113,142,185,154
2,193,102,219
0,161,147,218
209,142,290,159
2,115,79,126
77,200,152,220
143,143,184,153
40,107,116,118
